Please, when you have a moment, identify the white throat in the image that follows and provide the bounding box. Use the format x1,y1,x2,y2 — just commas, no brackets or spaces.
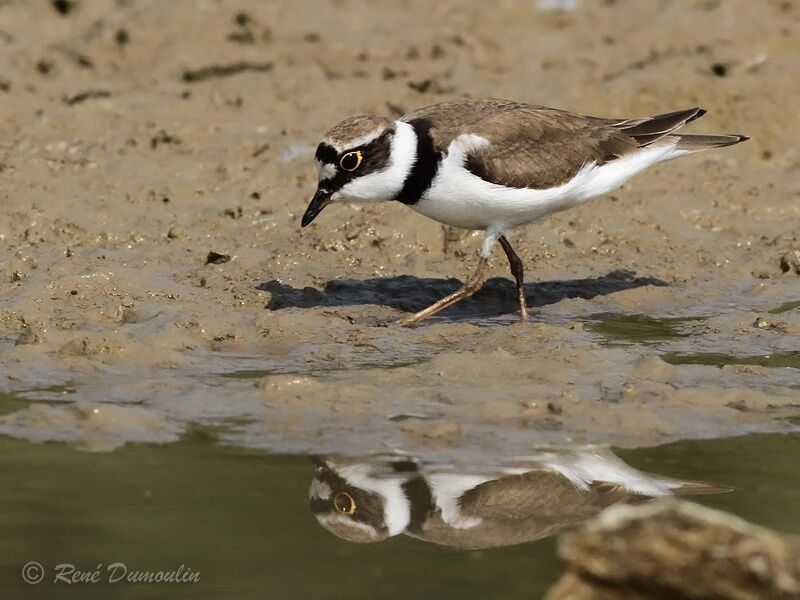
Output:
332,120,417,203
337,464,411,536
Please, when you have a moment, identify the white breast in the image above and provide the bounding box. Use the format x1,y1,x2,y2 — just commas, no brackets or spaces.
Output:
413,135,687,231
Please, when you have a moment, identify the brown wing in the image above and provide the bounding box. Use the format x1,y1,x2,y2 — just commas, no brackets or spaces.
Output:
408,470,641,549
403,99,705,190
458,470,637,522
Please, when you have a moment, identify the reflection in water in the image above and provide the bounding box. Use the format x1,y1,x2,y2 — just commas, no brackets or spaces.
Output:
309,447,726,549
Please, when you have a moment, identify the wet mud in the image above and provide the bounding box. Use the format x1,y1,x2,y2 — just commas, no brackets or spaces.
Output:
0,0,799,456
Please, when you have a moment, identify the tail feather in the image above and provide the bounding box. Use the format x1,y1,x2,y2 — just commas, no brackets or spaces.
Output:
612,107,749,152
669,478,734,496
613,107,707,146
671,133,750,152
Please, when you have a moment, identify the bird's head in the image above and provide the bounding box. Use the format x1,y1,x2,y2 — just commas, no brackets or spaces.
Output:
302,115,415,227
308,456,413,543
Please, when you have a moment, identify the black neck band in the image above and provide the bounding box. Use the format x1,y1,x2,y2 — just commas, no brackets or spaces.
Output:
394,119,440,205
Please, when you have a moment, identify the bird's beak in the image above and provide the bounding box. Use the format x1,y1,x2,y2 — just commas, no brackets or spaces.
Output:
301,187,332,227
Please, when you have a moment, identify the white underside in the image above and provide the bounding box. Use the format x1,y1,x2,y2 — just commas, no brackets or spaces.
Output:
414,134,688,234
427,473,491,529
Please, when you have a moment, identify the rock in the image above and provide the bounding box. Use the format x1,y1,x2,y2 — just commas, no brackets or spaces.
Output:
546,500,800,600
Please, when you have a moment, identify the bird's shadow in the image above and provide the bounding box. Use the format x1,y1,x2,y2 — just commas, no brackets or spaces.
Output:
257,269,667,318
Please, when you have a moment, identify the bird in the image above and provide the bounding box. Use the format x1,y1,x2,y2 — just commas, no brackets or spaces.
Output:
301,98,748,326
308,449,727,549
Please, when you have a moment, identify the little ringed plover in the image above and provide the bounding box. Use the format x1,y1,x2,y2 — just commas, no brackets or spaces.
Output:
302,98,748,326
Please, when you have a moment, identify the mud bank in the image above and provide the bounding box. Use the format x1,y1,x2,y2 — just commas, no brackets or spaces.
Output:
0,0,798,455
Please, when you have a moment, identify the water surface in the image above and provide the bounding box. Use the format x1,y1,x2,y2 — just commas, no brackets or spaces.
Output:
1,430,798,598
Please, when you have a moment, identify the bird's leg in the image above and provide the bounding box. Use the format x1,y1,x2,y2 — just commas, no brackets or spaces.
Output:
498,235,528,324
396,230,500,327
395,256,489,327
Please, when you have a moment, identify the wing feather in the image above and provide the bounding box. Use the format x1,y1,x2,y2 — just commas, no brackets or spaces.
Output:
401,100,711,190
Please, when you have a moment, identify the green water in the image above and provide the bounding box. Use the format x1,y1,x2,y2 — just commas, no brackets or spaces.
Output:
1,428,798,599
768,300,800,314
661,351,800,369
585,313,703,345
617,434,800,534
586,312,800,371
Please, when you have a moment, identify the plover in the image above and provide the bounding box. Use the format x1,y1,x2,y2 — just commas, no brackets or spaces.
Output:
308,449,725,548
302,98,748,326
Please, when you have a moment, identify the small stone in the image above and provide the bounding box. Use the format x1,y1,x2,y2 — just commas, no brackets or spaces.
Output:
51,0,77,15
205,251,231,265
114,306,138,324
234,12,251,26
115,28,130,45
711,62,729,77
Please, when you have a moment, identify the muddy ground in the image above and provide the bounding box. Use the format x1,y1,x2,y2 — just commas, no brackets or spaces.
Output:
0,0,798,457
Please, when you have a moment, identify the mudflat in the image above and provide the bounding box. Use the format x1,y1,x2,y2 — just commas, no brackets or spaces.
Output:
0,0,798,456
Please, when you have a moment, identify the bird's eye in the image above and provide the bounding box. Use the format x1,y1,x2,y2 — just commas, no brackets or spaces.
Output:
339,151,362,172
333,491,357,515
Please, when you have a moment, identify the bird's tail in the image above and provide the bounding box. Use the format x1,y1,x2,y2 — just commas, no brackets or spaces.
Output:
670,132,750,152
612,107,749,152
666,477,734,496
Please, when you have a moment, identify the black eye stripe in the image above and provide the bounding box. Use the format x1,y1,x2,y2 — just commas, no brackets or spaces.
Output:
316,130,393,170
313,130,393,196
315,142,337,164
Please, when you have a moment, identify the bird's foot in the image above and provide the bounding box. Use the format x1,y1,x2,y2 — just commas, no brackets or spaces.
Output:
394,315,422,328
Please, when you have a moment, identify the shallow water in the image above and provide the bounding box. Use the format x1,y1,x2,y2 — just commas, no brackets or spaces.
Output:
1,1,799,597
662,350,800,369
585,313,705,344
1,430,797,598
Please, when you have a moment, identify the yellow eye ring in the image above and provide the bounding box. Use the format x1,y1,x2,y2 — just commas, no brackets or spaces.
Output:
333,491,357,515
339,151,363,172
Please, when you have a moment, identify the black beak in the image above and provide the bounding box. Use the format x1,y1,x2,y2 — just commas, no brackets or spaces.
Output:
301,187,332,227
310,455,327,470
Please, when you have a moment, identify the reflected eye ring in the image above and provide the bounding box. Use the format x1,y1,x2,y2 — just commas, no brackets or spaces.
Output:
333,491,357,514
339,151,363,172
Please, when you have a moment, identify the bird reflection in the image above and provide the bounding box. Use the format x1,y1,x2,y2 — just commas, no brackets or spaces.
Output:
309,447,726,549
